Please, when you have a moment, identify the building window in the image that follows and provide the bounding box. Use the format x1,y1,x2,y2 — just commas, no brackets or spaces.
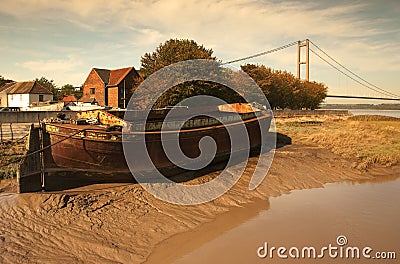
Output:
90,88,96,94
39,95,44,102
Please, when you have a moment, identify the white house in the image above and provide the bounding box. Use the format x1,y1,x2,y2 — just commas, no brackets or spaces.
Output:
2,81,53,108
0,82,14,107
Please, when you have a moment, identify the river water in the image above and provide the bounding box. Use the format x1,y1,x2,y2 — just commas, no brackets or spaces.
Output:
349,109,400,118
175,175,400,263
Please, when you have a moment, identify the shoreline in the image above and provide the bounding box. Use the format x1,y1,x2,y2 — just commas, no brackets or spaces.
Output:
145,197,269,264
1,115,399,263
158,173,400,264
2,142,396,263
145,148,400,263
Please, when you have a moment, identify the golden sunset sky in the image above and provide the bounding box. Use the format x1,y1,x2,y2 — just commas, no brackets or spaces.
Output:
1,0,399,103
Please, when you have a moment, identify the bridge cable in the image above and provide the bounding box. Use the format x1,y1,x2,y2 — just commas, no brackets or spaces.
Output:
309,40,400,98
309,48,399,98
221,41,299,65
220,38,398,99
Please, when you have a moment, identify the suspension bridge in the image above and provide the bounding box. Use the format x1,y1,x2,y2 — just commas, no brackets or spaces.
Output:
222,39,400,102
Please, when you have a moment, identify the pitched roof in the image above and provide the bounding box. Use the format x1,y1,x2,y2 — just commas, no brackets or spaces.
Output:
91,67,135,86
61,94,77,102
93,68,111,84
0,82,16,93
7,81,52,95
108,67,134,86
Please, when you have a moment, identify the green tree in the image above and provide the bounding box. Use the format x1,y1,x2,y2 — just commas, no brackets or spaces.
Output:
73,87,83,100
137,39,243,109
240,64,276,107
241,64,327,109
35,77,60,100
292,81,327,110
59,84,82,100
0,75,13,87
140,38,215,78
60,84,75,95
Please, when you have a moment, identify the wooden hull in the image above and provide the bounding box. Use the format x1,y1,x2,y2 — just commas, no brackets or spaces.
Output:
43,113,272,174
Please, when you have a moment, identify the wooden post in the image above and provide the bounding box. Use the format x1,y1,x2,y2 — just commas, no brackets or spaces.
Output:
0,123,2,142
40,123,46,191
10,123,13,140
123,79,126,109
17,124,42,193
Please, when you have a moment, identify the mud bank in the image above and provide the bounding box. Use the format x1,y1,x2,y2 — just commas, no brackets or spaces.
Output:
2,142,394,263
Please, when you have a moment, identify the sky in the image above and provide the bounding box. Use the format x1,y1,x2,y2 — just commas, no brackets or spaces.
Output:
1,0,399,104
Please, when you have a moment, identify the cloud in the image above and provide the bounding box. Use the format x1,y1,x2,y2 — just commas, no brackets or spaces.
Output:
1,0,399,95
133,28,166,47
19,56,82,73
17,56,85,85
0,1,390,39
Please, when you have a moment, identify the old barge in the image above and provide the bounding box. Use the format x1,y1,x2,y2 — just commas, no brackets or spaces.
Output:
42,103,272,175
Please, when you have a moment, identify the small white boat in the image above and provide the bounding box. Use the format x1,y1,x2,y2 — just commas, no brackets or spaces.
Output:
65,102,105,111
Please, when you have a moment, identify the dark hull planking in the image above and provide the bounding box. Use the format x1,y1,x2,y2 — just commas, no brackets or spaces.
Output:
43,113,272,174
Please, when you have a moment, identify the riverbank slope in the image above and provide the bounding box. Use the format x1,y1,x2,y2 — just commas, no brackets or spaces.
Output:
1,115,399,263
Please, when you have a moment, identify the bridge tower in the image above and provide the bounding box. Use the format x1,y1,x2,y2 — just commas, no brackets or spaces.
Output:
297,39,309,81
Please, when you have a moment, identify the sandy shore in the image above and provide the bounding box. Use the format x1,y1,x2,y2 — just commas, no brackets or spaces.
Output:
2,139,397,263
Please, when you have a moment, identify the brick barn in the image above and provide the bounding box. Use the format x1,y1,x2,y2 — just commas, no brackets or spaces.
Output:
81,67,141,108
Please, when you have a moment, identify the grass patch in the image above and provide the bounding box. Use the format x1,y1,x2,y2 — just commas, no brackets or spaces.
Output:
348,115,400,122
277,116,400,170
0,139,26,179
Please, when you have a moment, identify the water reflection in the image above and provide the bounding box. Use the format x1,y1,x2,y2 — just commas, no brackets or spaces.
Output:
353,172,400,184
349,109,400,118
174,174,400,264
